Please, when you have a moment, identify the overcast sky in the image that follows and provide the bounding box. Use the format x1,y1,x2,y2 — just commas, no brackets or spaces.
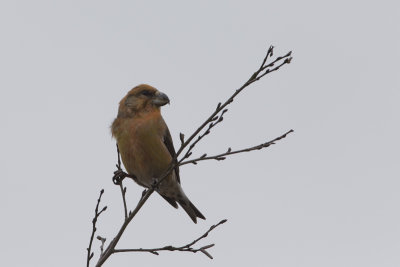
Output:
1,1,399,267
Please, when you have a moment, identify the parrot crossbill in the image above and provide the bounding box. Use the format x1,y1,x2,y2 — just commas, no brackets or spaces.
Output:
111,84,205,223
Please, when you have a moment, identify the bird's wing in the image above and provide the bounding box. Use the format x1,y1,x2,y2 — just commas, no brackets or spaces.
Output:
163,126,180,184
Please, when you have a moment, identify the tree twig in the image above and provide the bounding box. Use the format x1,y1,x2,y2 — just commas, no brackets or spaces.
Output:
114,219,227,259
176,46,292,163
95,186,157,266
87,190,107,267
94,46,293,266
178,109,228,164
179,129,294,166
119,183,128,220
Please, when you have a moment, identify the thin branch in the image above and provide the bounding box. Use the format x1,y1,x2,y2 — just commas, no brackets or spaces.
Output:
254,55,292,82
87,190,107,267
114,219,227,259
175,46,292,162
258,45,273,70
119,183,128,220
180,129,294,166
178,109,228,164
96,186,157,267
117,143,121,169
95,46,293,266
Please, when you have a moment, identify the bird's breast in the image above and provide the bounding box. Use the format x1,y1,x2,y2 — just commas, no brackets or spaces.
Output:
116,114,172,187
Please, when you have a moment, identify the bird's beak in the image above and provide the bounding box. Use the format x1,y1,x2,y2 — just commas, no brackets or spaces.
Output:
153,91,170,106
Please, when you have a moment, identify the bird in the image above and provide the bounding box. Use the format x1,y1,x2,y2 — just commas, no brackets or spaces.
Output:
111,84,205,223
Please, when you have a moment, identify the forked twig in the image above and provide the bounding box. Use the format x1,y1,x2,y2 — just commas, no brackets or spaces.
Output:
180,129,294,166
114,219,227,259
87,190,107,267
90,45,293,266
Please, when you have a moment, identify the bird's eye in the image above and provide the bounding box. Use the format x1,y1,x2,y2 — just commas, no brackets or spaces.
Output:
141,90,153,97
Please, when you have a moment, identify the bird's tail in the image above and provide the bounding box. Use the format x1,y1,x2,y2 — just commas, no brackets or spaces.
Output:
177,195,206,224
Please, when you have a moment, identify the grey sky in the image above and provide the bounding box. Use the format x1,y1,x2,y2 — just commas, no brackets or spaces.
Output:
1,1,399,266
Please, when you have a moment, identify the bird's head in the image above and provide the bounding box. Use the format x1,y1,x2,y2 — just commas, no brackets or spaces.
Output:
117,84,170,117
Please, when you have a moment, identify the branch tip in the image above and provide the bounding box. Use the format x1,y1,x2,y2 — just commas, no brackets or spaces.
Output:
201,244,215,250
200,249,213,259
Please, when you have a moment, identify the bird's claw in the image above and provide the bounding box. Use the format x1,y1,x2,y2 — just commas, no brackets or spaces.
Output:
151,178,159,191
113,169,128,185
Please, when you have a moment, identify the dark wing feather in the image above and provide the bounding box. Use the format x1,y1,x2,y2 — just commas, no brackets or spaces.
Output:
163,126,180,184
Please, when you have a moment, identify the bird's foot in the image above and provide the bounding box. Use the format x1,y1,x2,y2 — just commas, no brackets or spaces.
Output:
112,169,128,185
151,178,159,191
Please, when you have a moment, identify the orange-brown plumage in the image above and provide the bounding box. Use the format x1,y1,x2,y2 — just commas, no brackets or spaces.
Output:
111,84,205,223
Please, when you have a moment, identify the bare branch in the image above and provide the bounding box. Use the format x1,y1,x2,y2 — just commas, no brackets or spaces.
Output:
87,189,107,267
179,132,185,145
94,46,293,266
95,185,156,266
114,219,227,259
178,109,228,164
116,143,121,170
179,129,294,166
176,46,292,162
